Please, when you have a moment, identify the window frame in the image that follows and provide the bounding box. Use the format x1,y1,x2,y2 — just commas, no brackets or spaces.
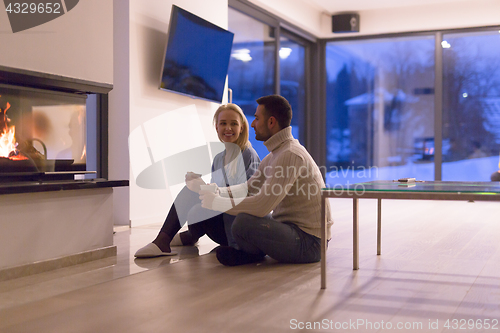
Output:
229,1,500,181
228,0,320,161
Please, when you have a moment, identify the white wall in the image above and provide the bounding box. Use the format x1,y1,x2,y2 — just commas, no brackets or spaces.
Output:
246,0,500,38
109,1,131,226
248,0,324,36
0,0,113,83
320,0,500,38
0,189,113,270
127,0,228,227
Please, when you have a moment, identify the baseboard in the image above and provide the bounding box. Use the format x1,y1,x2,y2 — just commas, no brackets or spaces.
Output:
0,245,117,282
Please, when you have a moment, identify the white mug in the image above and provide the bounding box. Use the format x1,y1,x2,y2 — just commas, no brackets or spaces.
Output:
200,184,217,193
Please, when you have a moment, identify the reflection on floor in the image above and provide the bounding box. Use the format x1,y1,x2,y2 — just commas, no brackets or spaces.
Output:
0,223,218,312
1,199,500,333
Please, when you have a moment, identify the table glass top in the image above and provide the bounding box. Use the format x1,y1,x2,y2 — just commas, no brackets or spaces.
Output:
323,180,500,194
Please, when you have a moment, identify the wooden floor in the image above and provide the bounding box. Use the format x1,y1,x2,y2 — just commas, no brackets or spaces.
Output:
1,199,499,333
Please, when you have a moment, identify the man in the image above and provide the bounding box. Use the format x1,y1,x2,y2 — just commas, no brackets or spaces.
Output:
197,95,333,266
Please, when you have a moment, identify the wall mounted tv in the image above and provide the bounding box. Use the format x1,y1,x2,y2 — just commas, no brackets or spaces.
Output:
159,5,234,104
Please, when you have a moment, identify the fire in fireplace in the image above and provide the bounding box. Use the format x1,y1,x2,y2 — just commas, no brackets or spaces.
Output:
0,65,112,183
0,94,43,173
0,85,88,177
0,95,45,160
0,98,19,158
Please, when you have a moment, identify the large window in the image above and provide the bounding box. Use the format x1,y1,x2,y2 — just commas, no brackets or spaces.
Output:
441,30,500,181
325,36,435,185
280,34,306,145
228,3,500,183
228,5,310,159
325,28,500,184
228,7,275,158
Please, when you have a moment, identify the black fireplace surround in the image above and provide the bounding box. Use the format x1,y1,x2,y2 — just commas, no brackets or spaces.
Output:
0,65,128,194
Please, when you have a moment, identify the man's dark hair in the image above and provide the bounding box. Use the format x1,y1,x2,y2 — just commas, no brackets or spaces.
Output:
256,95,292,129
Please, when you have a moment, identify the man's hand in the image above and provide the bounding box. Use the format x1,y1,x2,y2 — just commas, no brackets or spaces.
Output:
185,172,202,182
185,172,206,193
199,190,217,209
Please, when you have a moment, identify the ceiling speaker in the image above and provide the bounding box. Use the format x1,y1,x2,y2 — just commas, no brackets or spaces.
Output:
332,13,360,33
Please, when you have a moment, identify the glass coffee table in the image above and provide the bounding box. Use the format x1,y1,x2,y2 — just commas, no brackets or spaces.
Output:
320,180,500,289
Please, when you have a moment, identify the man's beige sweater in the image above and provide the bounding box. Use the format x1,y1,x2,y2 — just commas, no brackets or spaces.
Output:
210,127,333,240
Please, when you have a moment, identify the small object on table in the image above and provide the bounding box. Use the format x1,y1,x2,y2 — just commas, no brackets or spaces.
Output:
397,177,416,183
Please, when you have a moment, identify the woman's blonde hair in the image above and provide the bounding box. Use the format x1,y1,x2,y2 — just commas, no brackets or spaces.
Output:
213,103,251,151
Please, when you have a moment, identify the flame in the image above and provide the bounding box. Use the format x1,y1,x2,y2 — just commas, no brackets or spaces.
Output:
0,98,27,160
81,144,86,161
0,126,17,157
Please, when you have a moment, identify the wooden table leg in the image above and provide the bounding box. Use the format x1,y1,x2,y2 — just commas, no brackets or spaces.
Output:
353,197,359,270
321,195,327,289
377,198,381,255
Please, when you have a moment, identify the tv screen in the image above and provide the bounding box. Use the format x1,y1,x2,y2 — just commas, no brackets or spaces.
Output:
159,5,234,103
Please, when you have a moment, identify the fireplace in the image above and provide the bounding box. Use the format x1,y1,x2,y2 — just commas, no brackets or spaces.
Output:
0,65,111,183
0,67,128,277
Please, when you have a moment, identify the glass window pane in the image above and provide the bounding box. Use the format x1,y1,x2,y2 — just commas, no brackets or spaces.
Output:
325,36,435,185
442,30,500,181
228,7,275,159
280,36,305,145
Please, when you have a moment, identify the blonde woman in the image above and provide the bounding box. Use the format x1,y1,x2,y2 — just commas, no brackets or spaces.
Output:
135,104,260,257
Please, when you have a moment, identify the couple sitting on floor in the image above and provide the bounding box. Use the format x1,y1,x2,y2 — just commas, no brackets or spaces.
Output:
135,95,333,266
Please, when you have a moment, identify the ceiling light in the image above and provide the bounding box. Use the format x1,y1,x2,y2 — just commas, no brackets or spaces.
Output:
231,49,252,62
441,41,451,49
279,47,292,59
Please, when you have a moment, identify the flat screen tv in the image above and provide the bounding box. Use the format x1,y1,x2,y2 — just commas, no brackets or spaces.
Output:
159,5,234,103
